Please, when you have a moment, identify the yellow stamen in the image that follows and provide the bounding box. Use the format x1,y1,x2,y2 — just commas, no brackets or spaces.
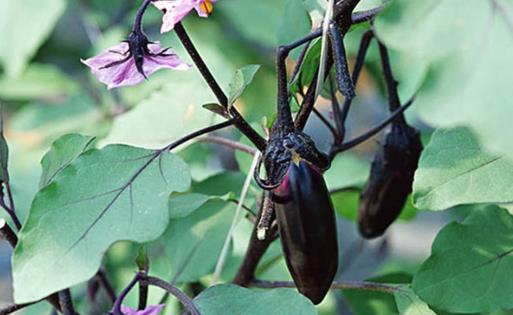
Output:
200,0,214,15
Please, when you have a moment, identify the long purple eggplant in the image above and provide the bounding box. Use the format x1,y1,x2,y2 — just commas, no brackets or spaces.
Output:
273,160,338,304
358,123,422,239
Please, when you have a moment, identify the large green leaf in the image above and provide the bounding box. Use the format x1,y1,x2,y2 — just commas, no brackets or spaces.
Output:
412,206,513,313
413,128,513,211
374,0,513,159
12,145,191,303
195,284,316,315
39,134,96,187
394,286,437,315
0,0,66,76
151,198,234,283
102,72,221,149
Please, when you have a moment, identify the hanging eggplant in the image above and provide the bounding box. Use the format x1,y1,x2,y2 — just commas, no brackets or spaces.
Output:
273,159,338,305
357,122,422,239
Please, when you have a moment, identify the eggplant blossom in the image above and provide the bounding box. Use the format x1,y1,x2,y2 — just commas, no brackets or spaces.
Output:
119,304,164,315
81,30,189,89
153,0,218,33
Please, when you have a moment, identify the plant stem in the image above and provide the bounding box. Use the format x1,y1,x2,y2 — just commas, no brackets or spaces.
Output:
132,0,153,33
0,219,17,247
163,120,235,152
146,276,200,315
58,290,77,315
329,97,415,157
111,273,140,315
173,23,267,151
0,302,37,315
251,279,398,294
96,269,117,304
378,42,405,123
198,135,257,155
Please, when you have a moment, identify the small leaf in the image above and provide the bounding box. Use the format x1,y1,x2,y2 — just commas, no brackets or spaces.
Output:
394,286,437,315
412,206,513,313
227,65,261,107
195,284,317,315
413,127,513,210
202,103,229,118
12,145,191,303
39,134,96,187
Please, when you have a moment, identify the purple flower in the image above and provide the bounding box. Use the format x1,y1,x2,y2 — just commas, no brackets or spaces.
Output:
120,304,165,315
81,31,189,89
153,0,218,33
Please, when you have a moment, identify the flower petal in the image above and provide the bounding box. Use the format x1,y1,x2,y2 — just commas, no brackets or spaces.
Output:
139,304,165,315
153,0,217,33
81,42,189,89
153,0,196,33
120,305,138,315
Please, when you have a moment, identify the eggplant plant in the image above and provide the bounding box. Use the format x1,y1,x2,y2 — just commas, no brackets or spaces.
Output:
0,0,512,315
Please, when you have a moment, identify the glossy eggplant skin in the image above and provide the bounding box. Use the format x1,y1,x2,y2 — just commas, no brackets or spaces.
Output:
358,123,423,239
273,160,338,305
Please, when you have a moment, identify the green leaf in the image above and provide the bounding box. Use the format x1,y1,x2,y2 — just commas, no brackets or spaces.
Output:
39,134,96,187
102,72,223,149
0,1,66,76
168,193,210,219
228,65,261,107
394,286,437,315
0,64,77,100
412,206,513,313
219,0,287,46
151,198,234,283
12,145,191,303
195,284,316,315
278,0,311,60
324,152,370,190
332,190,417,222
0,108,9,183
374,0,513,160
413,127,513,211
290,39,321,94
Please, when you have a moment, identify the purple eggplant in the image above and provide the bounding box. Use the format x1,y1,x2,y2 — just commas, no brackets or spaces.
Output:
358,123,422,239
273,160,338,304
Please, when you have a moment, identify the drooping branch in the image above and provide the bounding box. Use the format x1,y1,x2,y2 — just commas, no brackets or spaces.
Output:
251,279,398,294
0,302,37,315
198,135,257,155
146,276,200,315
329,98,415,157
